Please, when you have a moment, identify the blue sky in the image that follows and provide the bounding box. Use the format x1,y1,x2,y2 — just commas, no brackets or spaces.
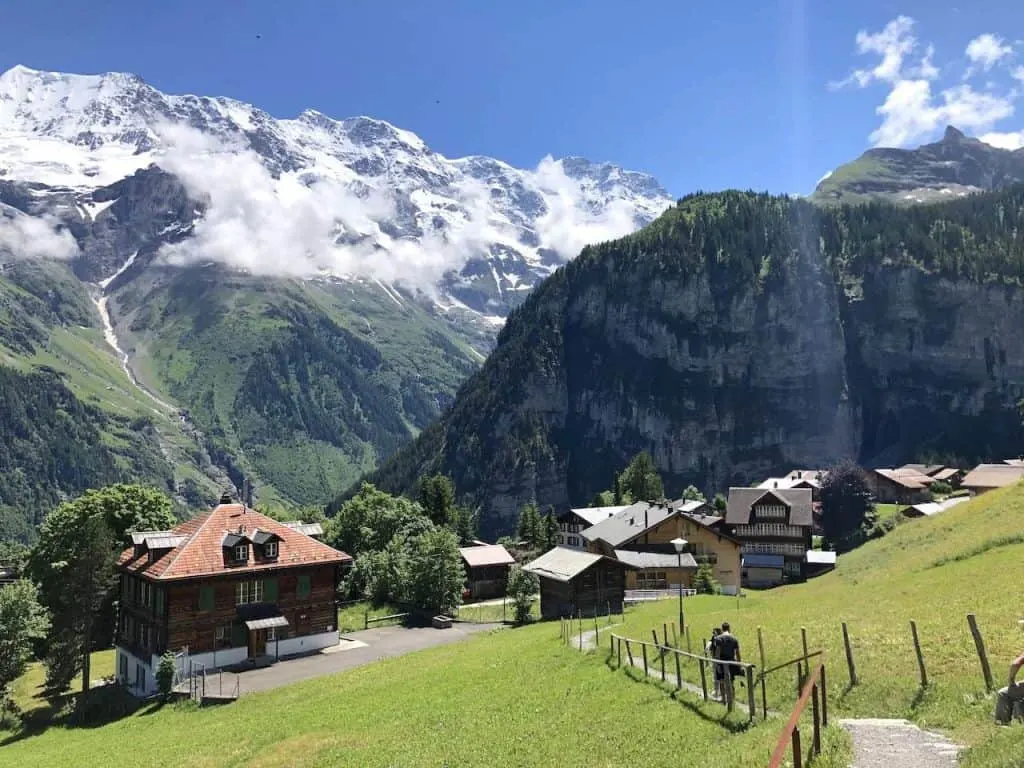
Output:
1,0,1022,196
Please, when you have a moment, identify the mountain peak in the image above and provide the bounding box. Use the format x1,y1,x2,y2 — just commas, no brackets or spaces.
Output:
943,125,966,143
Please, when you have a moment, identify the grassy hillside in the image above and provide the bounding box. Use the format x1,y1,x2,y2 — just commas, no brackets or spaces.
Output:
117,266,481,506
0,622,848,768
612,484,1024,766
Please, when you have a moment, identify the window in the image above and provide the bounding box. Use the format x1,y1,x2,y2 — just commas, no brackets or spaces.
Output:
267,627,277,642
199,584,215,611
236,580,263,605
215,625,232,648
141,580,151,607
264,541,278,558
154,587,165,616
296,573,311,598
234,545,249,562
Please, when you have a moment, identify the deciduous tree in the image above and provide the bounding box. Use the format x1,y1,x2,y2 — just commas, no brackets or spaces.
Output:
506,566,539,625
820,461,876,547
618,452,664,503
0,579,49,722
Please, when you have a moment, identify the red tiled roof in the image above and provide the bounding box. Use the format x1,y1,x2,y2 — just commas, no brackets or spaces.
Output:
117,503,350,581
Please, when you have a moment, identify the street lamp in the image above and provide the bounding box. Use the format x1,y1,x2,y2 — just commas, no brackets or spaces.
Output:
671,537,688,636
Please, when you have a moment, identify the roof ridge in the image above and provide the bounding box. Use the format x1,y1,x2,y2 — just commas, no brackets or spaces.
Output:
157,507,218,576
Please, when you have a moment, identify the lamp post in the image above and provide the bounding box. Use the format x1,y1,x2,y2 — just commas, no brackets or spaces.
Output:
671,537,688,636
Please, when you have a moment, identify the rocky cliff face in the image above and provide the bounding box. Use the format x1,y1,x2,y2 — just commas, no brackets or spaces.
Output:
365,190,1024,537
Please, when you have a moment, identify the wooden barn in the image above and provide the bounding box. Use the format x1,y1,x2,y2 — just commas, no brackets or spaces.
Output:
459,544,515,600
523,547,625,620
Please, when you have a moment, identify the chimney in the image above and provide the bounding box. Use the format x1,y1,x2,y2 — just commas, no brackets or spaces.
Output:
644,507,648,530
220,490,233,505
773,481,778,489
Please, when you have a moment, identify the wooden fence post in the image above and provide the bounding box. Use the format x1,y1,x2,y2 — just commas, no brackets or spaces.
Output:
671,621,678,649
811,680,822,757
651,628,660,654
699,656,709,701
663,622,669,649
967,613,995,692
685,625,692,654
675,648,682,689
757,626,766,671
842,621,858,687
910,620,928,688
661,644,666,682
364,608,369,630
617,636,623,668
626,639,634,667
821,665,828,726
746,665,756,722
801,626,810,678
642,643,649,676
792,726,803,768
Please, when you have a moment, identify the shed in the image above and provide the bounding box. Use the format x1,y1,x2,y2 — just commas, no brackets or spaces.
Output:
523,547,625,620
961,464,1024,494
459,544,515,600
804,550,837,578
741,553,785,588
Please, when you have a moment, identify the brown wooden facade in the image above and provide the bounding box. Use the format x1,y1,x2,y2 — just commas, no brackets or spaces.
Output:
537,559,625,620
118,563,340,659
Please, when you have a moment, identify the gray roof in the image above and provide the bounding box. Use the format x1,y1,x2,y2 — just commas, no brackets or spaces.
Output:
742,554,785,568
282,521,324,537
523,547,608,582
613,550,698,569
805,550,837,565
962,464,1024,489
902,496,971,518
568,505,631,527
725,487,814,526
459,544,515,568
580,502,676,547
244,615,289,630
131,530,185,549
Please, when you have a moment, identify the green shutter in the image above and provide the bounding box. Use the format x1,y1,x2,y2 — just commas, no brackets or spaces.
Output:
297,573,311,598
231,622,246,647
199,585,214,612
263,577,278,602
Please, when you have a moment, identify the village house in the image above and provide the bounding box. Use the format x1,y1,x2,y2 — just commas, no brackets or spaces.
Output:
523,547,625,620
759,469,825,501
898,464,963,486
865,468,935,505
725,488,814,586
961,463,1024,495
580,500,742,596
114,494,350,696
459,543,515,600
557,506,629,549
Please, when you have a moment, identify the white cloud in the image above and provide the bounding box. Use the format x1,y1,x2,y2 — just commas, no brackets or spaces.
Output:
150,124,635,291
528,157,638,258
965,33,1013,74
834,17,1022,148
0,207,79,261
1013,65,1024,83
980,129,1024,149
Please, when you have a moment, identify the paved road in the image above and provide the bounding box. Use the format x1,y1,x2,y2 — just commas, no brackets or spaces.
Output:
840,718,961,768
210,623,501,697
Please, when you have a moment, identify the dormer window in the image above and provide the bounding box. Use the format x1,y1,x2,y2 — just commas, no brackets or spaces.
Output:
264,542,278,559
234,545,249,562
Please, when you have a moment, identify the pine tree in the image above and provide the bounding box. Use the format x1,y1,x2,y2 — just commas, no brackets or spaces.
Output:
693,561,718,595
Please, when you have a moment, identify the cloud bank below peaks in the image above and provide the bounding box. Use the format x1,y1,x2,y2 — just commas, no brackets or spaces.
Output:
152,123,650,291
0,205,79,262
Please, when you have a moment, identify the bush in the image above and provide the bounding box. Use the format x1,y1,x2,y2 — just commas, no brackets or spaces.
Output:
156,651,176,699
929,480,953,496
692,561,719,595
506,566,539,625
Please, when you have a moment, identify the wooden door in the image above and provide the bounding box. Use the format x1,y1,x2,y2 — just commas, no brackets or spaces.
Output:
248,629,267,658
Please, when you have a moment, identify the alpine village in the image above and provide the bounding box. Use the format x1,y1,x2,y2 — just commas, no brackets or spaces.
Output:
5,35,1024,768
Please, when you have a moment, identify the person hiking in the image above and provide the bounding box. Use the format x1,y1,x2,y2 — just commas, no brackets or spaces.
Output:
716,622,743,701
706,627,724,700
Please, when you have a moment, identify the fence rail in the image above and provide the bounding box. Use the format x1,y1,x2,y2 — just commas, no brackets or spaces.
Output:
767,662,827,768
365,611,410,629
625,588,697,602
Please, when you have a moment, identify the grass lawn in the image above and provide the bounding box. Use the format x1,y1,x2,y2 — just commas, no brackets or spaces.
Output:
0,623,849,768
609,485,1024,766
336,601,406,632
3,649,117,732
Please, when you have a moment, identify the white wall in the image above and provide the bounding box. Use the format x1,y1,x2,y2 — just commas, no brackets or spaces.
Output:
115,646,156,697
274,630,338,657
185,645,249,673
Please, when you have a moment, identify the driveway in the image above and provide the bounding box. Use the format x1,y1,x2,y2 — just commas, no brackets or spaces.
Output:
206,622,501,697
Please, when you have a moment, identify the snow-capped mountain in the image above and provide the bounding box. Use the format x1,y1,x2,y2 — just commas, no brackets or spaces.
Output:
0,64,672,318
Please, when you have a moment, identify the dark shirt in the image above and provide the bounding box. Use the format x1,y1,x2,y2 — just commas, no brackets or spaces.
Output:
716,632,739,662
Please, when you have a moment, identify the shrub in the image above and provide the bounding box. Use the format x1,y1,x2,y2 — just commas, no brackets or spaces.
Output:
692,561,719,595
929,480,953,496
506,566,539,625
156,651,176,699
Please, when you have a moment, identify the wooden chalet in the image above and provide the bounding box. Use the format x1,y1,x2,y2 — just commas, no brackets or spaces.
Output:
523,547,625,620
961,464,1024,495
866,468,934,504
557,506,629,549
581,500,742,595
114,493,350,696
459,544,515,600
726,487,814,585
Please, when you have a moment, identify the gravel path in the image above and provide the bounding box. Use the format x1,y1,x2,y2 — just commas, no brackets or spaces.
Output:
840,718,962,768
